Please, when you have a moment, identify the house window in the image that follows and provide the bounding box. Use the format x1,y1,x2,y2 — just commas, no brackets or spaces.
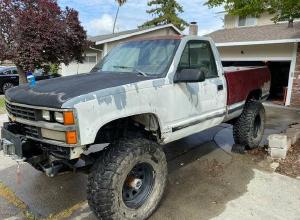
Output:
238,16,257,27
84,55,97,63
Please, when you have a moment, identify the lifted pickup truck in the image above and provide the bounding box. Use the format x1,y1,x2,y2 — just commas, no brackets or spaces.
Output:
0,36,270,219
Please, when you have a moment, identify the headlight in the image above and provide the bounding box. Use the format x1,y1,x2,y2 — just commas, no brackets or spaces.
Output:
54,111,75,125
54,112,64,123
42,110,51,121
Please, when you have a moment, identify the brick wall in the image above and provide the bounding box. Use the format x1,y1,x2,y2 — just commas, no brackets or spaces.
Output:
290,43,300,107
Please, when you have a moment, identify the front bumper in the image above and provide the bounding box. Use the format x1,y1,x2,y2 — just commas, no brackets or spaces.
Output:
0,122,75,160
0,122,86,177
0,123,27,160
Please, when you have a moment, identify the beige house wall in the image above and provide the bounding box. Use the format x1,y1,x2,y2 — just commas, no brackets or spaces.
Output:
224,15,237,29
224,12,274,29
60,48,102,76
217,43,294,61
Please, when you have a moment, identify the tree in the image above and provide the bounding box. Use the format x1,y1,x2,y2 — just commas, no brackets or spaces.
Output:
116,0,126,6
206,0,300,27
113,0,127,34
141,0,188,31
0,0,88,83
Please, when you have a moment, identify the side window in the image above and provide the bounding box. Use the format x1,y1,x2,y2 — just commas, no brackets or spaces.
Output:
178,45,189,69
12,70,18,74
178,41,218,78
3,70,11,75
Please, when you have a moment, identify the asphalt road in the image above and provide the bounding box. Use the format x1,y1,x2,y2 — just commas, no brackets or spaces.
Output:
0,105,299,220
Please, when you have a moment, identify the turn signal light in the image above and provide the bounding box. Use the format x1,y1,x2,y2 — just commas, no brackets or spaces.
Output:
66,131,77,144
63,111,75,125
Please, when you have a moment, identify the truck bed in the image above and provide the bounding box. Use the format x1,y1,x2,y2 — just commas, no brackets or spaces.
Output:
224,66,271,105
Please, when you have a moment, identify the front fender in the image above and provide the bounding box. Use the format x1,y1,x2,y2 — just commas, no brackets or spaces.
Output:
72,94,164,145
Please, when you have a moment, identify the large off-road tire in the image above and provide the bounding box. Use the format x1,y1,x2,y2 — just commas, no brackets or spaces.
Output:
233,100,266,149
87,138,167,220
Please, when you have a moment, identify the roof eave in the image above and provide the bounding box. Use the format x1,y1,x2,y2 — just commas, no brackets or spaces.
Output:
215,38,300,47
94,24,182,45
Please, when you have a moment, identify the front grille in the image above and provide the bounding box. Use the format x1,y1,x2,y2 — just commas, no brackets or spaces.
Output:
23,124,40,138
6,102,36,121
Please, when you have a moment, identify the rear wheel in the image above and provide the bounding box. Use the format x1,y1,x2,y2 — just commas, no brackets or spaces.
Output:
233,100,265,148
87,138,167,220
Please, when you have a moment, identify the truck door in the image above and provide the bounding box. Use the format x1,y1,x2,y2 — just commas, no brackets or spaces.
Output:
167,40,226,139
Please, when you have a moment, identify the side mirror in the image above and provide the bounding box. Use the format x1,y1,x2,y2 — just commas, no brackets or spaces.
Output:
174,69,205,83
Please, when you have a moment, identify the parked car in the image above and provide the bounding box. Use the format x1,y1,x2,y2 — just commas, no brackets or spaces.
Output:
0,36,270,220
0,67,19,94
0,66,61,93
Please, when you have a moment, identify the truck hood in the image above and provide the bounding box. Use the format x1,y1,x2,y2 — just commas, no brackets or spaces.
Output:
5,72,153,108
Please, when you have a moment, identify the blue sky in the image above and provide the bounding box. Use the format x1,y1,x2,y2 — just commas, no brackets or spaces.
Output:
58,0,224,36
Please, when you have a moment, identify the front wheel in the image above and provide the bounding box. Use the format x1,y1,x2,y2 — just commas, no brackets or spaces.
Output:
233,100,266,148
2,82,14,94
87,138,167,220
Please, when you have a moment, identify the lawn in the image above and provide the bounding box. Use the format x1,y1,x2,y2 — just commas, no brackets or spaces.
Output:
0,96,6,114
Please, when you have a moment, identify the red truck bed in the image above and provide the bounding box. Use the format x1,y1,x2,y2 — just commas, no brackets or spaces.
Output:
224,66,271,105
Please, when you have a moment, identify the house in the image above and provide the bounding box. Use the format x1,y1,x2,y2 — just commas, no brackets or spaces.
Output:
207,13,300,107
60,24,182,77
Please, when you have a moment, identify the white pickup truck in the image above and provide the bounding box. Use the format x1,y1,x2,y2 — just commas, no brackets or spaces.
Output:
1,36,270,220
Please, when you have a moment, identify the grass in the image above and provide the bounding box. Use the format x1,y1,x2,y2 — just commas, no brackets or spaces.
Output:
0,96,6,114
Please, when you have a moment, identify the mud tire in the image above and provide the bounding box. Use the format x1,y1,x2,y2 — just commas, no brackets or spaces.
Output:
87,138,167,220
233,100,265,149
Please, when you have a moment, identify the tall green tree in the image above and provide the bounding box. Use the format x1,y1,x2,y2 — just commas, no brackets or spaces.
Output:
116,0,126,5
206,0,300,26
141,0,188,31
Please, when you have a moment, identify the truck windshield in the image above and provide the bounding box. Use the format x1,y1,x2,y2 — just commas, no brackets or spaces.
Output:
91,39,180,76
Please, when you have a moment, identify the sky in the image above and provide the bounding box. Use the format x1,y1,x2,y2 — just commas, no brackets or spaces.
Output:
57,0,224,37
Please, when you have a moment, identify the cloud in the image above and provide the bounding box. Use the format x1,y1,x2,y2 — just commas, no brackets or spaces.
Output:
84,14,115,35
59,0,224,36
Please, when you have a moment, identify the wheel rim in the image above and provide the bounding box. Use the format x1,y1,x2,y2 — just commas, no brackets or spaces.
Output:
122,163,155,209
3,83,13,92
253,114,261,138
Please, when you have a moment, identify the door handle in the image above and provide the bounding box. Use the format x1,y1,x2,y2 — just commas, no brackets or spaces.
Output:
217,84,223,91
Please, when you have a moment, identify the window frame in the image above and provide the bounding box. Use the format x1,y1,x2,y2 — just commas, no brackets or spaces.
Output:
177,40,219,79
237,16,257,27
84,55,98,64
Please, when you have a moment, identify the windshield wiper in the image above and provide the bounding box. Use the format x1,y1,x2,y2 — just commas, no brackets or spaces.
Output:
113,66,149,77
113,65,133,69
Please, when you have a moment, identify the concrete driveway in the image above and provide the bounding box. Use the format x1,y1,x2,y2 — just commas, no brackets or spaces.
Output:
0,105,299,220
